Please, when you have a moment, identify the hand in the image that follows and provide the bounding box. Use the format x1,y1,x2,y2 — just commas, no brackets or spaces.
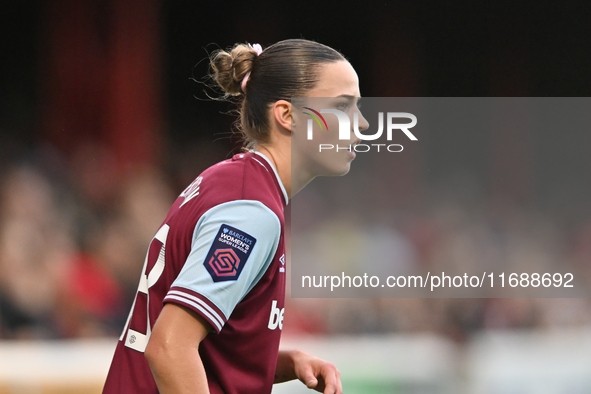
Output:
293,350,342,394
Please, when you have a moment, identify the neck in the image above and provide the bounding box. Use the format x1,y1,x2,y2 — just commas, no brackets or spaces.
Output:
255,145,293,198
289,153,316,197
255,120,317,198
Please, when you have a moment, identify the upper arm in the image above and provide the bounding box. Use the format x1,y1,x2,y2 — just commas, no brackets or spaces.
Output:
144,303,212,394
163,200,281,332
145,303,211,359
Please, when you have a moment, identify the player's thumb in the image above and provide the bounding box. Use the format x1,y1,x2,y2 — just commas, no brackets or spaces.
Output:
305,377,318,389
301,370,318,388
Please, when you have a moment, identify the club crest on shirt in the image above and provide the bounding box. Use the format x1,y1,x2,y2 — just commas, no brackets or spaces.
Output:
279,254,285,273
204,224,257,282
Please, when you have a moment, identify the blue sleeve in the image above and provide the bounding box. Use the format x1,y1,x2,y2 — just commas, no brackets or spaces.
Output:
163,200,280,332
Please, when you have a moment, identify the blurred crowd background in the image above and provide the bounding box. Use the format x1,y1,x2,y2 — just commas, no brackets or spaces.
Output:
1,0,591,345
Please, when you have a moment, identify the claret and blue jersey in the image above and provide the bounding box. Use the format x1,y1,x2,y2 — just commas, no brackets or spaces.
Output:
103,151,288,394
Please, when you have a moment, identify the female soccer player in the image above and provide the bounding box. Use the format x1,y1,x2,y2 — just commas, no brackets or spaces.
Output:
103,38,367,394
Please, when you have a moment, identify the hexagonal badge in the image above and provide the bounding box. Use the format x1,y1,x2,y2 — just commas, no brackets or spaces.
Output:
204,224,257,282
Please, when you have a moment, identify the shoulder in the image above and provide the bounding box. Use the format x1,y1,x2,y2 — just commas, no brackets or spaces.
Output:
183,152,284,212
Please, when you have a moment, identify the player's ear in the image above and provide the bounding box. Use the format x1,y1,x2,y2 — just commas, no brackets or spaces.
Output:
272,100,291,132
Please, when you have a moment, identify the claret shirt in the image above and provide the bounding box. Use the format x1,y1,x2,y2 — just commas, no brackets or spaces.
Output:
103,151,288,394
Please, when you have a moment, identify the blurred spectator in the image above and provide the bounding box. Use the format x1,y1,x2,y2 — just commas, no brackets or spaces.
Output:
0,146,176,339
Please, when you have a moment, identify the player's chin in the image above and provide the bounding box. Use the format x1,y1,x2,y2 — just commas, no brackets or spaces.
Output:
332,162,353,177
340,155,356,175
339,167,351,176
317,155,354,177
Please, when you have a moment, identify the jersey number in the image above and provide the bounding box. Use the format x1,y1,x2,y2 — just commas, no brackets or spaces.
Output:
120,224,169,352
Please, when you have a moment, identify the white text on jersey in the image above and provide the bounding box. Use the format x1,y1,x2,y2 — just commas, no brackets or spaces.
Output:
180,176,203,207
268,300,284,330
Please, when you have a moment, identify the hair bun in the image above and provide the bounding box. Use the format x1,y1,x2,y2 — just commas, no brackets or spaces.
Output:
210,44,259,95
205,39,345,149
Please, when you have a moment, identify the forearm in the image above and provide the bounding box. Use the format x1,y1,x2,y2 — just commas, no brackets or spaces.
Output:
146,344,210,394
274,349,300,383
